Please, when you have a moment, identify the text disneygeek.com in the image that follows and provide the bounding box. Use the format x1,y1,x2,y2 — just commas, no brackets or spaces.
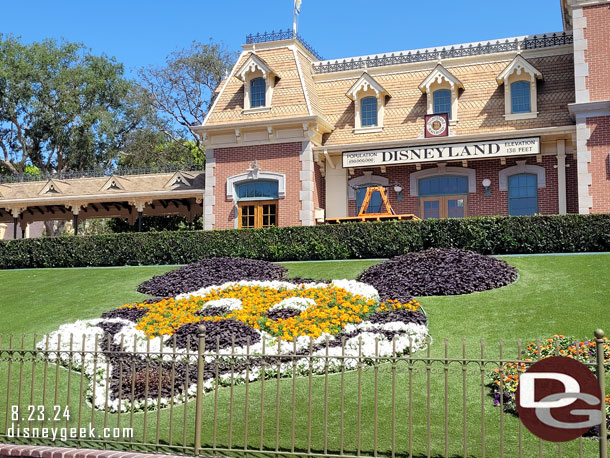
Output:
7,424,133,442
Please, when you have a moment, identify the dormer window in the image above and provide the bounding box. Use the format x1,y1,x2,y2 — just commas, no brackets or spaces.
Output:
250,77,266,108
419,64,463,125
361,97,378,127
235,54,278,114
433,89,452,119
497,55,543,121
346,73,390,134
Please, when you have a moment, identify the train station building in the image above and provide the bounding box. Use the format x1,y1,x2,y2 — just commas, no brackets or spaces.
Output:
194,0,610,229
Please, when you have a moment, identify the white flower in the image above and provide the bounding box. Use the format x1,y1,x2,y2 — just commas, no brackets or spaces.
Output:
268,296,316,312
331,279,379,301
202,298,242,311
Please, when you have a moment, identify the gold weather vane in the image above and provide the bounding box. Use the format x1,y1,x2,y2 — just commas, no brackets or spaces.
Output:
293,0,302,35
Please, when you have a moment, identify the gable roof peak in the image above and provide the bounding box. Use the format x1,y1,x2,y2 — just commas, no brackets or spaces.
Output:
418,64,463,93
235,53,277,82
496,54,543,85
346,72,390,101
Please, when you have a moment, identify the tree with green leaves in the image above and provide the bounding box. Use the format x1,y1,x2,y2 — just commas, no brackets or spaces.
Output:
137,40,236,159
0,34,144,176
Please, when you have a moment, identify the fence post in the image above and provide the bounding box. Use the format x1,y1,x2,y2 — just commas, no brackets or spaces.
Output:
595,329,607,458
194,325,206,456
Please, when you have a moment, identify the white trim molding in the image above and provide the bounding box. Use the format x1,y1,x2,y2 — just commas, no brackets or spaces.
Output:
203,149,216,230
348,171,389,200
409,164,476,197
498,160,546,191
300,141,315,226
225,171,286,200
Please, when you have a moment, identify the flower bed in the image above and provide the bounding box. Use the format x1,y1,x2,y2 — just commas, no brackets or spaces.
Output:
357,248,518,301
490,334,610,437
40,280,429,413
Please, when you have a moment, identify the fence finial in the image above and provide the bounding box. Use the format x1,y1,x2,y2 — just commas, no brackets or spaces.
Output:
594,329,605,339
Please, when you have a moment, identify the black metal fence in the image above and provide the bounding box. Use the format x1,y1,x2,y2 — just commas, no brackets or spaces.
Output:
0,329,607,458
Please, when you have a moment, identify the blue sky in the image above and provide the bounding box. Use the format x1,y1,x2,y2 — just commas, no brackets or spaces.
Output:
0,1,564,78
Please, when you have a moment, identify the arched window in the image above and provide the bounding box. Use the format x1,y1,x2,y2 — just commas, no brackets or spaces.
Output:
250,77,266,108
236,180,278,201
356,184,383,214
510,81,531,114
433,89,452,118
360,97,378,127
508,173,538,216
418,176,468,196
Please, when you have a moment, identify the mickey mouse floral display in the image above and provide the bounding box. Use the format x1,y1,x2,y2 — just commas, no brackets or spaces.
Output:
40,279,429,413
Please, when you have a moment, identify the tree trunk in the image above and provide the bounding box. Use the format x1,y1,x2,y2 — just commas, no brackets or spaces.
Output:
43,220,67,237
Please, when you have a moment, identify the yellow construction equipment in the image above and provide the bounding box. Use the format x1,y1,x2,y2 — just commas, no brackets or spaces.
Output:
325,185,419,224
357,186,394,216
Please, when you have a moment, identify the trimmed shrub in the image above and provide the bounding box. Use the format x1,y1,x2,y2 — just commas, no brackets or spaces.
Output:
137,257,288,297
0,214,609,269
358,248,518,300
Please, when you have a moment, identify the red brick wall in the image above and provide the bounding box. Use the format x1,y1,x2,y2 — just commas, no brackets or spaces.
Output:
583,4,610,101
213,142,303,230
347,156,574,218
587,115,610,213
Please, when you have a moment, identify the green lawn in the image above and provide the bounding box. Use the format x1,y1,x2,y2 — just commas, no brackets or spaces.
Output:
0,255,608,457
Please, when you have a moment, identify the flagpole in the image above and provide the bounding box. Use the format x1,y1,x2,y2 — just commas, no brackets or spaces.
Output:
293,0,297,36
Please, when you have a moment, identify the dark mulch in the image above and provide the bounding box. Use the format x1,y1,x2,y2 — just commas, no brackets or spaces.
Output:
357,248,518,301
171,319,262,351
266,308,302,321
101,307,150,322
137,257,288,297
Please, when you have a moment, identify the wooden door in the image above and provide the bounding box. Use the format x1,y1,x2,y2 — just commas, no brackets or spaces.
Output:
238,201,278,228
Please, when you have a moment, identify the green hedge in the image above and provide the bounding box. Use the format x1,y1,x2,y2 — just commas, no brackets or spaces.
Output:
1,214,609,269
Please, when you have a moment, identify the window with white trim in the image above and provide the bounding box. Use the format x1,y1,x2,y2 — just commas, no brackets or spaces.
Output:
360,97,378,127
433,89,452,119
508,173,538,216
496,55,542,121
510,81,531,114
346,73,389,133
419,64,463,124
250,78,266,108
235,54,276,113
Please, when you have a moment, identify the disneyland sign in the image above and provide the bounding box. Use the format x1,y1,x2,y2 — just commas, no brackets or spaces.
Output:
342,137,540,168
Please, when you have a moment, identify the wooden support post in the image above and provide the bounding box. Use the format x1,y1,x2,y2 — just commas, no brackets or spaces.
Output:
73,213,79,236
137,211,143,232
21,228,25,239
13,217,18,239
